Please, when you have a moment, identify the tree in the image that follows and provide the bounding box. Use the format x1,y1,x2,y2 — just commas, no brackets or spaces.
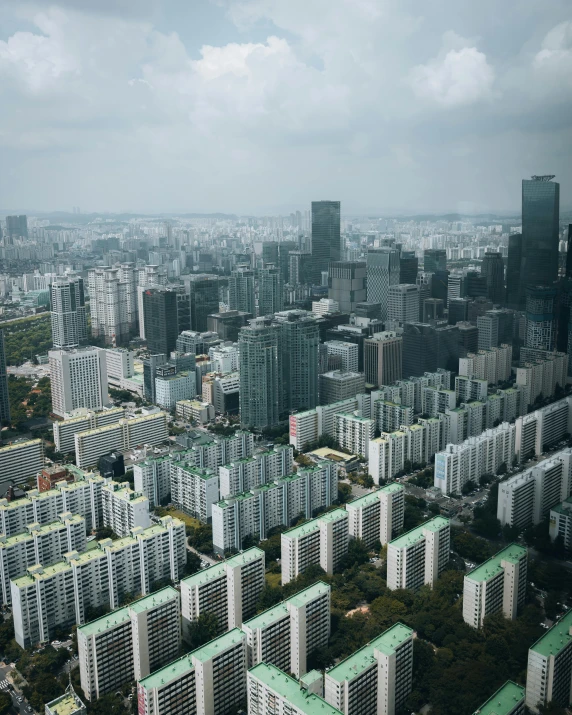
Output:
183,551,201,577
186,612,220,649
462,480,477,495
0,692,10,715
338,482,352,504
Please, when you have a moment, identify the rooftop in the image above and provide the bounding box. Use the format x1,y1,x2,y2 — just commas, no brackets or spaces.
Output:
181,561,226,588
466,544,527,583
138,653,194,691
389,516,449,550
45,689,85,715
78,607,130,637
249,663,342,715
282,509,348,540
191,627,245,663
127,586,178,614
0,439,42,455
472,681,525,715
530,610,572,659
224,546,264,569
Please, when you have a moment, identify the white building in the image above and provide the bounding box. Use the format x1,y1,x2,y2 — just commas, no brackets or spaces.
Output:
88,265,137,346
346,484,405,547
170,463,220,524
0,439,44,487
549,495,572,548
458,344,512,385
53,408,124,454
334,412,374,457
209,344,239,373
49,277,87,350
133,455,171,509
176,399,215,425
368,431,406,484
105,348,134,389
463,544,527,628
102,481,151,537
374,400,413,434
323,341,359,373
387,283,419,324
386,516,450,591
155,371,196,410
515,397,572,462
289,394,371,450
219,446,293,498
49,347,109,418
312,298,340,315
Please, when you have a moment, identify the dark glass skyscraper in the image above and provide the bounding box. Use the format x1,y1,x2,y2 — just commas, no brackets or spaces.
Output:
186,274,219,332
506,233,522,308
143,288,180,356
311,201,341,283
521,176,560,299
399,251,419,284
424,249,446,273
5,215,28,242
481,252,505,304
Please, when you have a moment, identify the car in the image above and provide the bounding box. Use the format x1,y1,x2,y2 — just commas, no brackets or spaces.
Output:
17,696,23,702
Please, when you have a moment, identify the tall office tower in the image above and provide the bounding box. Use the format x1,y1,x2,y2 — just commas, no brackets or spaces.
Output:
364,332,402,388
399,251,418,284
88,266,137,346
289,250,313,286
431,269,450,304
466,271,488,299
261,241,279,266
525,285,556,350
49,347,108,418
136,264,168,339
567,224,572,279
423,297,444,322
463,544,527,629
477,312,500,350
520,176,560,303
506,234,523,308
239,318,281,428
386,517,450,590
366,248,400,320
458,323,479,355
274,311,319,412
387,284,419,324
424,249,446,273
482,251,505,304
5,215,28,242
143,288,187,357
311,200,341,283
328,261,367,312
186,274,219,332
229,265,256,315
49,277,87,349
526,611,572,713
0,330,10,424
447,272,467,305
278,241,298,283
258,265,283,316
448,297,471,324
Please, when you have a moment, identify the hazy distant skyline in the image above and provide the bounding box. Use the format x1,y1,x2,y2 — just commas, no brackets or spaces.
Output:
0,0,571,215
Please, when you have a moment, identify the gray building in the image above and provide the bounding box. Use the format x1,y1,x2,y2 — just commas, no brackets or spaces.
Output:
274,311,319,412
239,318,281,429
207,311,252,342
185,274,220,333
258,265,283,316
229,265,256,315
364,332,402,388
319,370,365,405
311,200,341,283
49,277,88,350
328,261,367,313
0,330,10,424
366,248,400,320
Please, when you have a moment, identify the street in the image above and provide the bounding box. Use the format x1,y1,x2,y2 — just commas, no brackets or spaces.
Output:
0,663,34,714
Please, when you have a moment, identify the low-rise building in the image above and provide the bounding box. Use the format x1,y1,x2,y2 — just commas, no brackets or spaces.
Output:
53,408,125,454
176,399,215,424
387,517,450,591
45,684,86,715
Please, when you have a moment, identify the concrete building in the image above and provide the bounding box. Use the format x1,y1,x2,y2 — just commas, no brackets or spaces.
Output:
207,311,252,342
88,265,137,346
463,544,528,628
176,399,215,425
312,298,340,315
515,398,572,462
387,517,450,591
458,345,512,386
239,318,281,429
334,412,374,457
171,463,219,523
105,348,134,389
477,313,500,350
155,370,196,410
368,431,406,484
364,332,403,388
319,371,365,406
45,684,86,715
242,581,331,677
219,446,293,498
324,623,414,715
289,394,371,450
474,682,525,715
281,509,349,585
102,481,151,537
526,610,572,713
366,248,400,320
49,347,108,418
455,376,488,404
328,261,367,313
133,454,171,509
53,408,125,454
78,587,180,700
516,353,568,411
180,547,265,638
388,284,420,324
0,439,44,487
346,484,405,547
248,662,342,715
323,340,359,373
49,277,87,349
549,495,572,548
374,401,413,434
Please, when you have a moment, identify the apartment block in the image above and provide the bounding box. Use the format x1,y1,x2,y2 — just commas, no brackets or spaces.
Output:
549,495,572,548
0,439,44,487
455,376,488,404
0,513,86,604
334,412,375,457
324,623,414,715
219,446,294,498
281,509,349,585
346,484,405,548
369,431,406,484
174,430,254,470
242,581,331,677
53,408,125,454
170,462,220,523
458,344,512,385
78,587,180,700
526,610,572,713
463,544,528,628
289,395,371,450
212,463,338,555
387,517,450,591
102,481,150,537
422,387,456,417
137,629,247,715
474,682,525,715
248,663,342,715
181,547,265,639
133,454,171,508
374,401,413,434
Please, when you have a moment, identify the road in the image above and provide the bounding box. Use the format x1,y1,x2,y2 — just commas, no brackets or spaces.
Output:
187,544,217,566
0,663,34,714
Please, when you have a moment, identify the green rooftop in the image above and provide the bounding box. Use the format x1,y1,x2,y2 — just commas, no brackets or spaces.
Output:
530,610,572,659
191,627,245,663
225,547,264,568
243,582,330,631
472,680,525,715
466,544,527,583
138,653,194,691
283,509,348,540
128,586,178,615
389,516,449,550
249,663,342,715
326,623,413,683
78,607,130,638
45,689,85,715
181,562,226,588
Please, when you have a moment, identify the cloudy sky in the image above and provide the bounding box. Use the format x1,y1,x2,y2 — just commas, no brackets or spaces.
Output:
0,0,571,215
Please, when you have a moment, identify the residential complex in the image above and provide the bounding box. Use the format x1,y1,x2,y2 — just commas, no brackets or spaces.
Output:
53,407,124,454
0,439,44,487
474,682,525,715
289,394,371,450
387,517,450,591
219,446,294,497
102,480,151,537
346,484,405,547
334,412,375,456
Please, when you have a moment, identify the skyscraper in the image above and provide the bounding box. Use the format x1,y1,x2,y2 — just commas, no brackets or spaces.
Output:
5,215,28,242
366,248,400,320
49,347,108,418
258,265,283,316
521,175,560,300
186,274,219,332
273,310,319,412
239,319,281,429
0,330,10,424
311,201,341,283
388,284,420,324
481,251,505,304
506,233,522,308
88,265,137,346
229,265,256,315
525,285,556,350
424,249,446,273
328,261,367,313
399,251,419,284
143,288,182,357
49,277,87,349
364,332,403,388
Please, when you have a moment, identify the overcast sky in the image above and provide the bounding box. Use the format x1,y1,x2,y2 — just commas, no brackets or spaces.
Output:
0,0,571,216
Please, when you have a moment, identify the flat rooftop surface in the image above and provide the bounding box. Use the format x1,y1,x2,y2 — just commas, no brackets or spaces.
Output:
472,680,525,715
466,545,527,583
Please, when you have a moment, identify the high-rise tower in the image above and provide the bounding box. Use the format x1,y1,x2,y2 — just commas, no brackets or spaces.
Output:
49,277,87,349
186,274,219,332
366,248,400,320
311,201,341,283
273,310,319,412
239,319,281,429
506,234,522,308
258,265,283,316
481,252,505,304
229,265,256,315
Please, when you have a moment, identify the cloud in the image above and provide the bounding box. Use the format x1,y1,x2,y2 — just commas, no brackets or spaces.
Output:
533,21,572,86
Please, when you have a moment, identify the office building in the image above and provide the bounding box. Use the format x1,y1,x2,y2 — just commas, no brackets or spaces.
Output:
176,330,220,356
364,332,402,388
0,330,9,424
102,481,150,537
311,201,341,283
525,285,556,350
366,248,400,320
219,446,293,498
45,684,86,715
324,623,413,715
281,508,349,585
5,215,28,241
506,233,523,308
319,370,365,405
474,682,525,715
207,310,251,342
209,344,239,373
242,581,331,677
463,544,528,628
346,484,405,547
137,628,247,715
399,251,418,284
249,662,341,715
274,310,320,412
388,284,419,324
478,312,500,350
229,265,256,315
88,265,137,346
0,438,44,487
323,340,359,373
105,347,134,389
155,370,196,410
327,261,367,313
239,318,281,429
423,297,444,322
481,252,505,304
78,587,180,700
258,264,284,316
212,372,240,414
335,412,374,456
143,288,187,357
181,548,264,637
186,274,220,332
49,277,87,349
49,347,108,418
176,399,215,424
424,249,446,273
312,298,340,315
386,517,450,591
526,610,572,713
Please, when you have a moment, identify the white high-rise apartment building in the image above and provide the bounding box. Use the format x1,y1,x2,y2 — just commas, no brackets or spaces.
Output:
180,547,265,638
78,586,180,700
387,517,450,591
49,347,109,418
458,345,512,385
526,611,572,713
281,508,349,585
49,277,87,349
455,375,488,403
133,454,171,509
374,400,413,434
242,581,331,677
463,544,527,628
0,439,45,487
334,412,375,456
249,663,342,715
53,407,125,454
476,683,525,715
289,395,371,450
387,284,419,324
515,397,572,462
219,445,293,498
170,464,220,523
323,341,359,373
324,623,414,715
137,628,247,715
102,481,151,537
346,484,405,547
369,431,406,484
88,265,137,346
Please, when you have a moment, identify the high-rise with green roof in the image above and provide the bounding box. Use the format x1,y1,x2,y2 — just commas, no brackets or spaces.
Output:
473,681,525,715
346,483,405,548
